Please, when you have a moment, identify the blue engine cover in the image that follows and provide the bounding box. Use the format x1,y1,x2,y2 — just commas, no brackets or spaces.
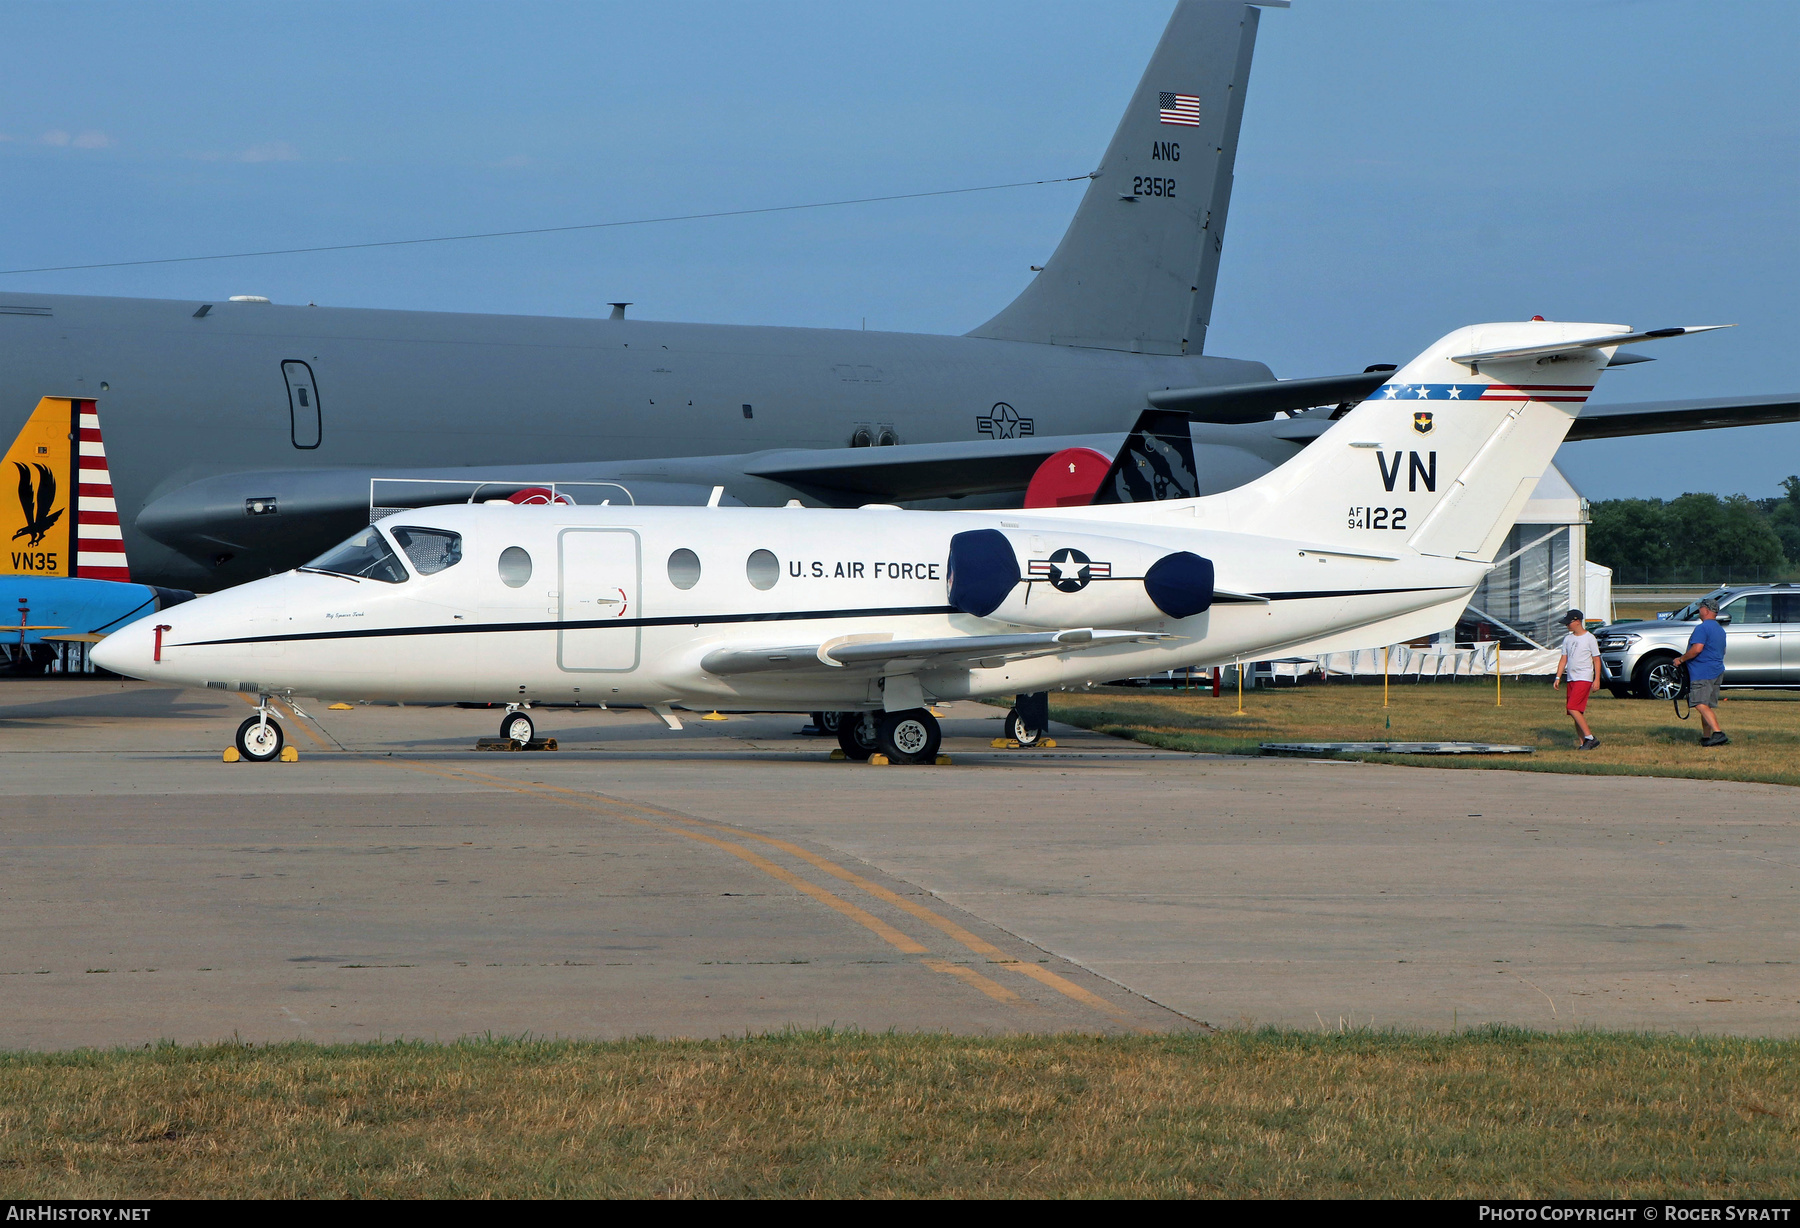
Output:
946,529,1021,618
1,576,192,645
1143,551,1214,619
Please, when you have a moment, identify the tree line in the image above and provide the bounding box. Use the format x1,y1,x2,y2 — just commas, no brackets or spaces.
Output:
1588,477,1800,581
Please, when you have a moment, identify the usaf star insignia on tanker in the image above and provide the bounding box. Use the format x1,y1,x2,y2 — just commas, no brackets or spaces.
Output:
92,321,1726,765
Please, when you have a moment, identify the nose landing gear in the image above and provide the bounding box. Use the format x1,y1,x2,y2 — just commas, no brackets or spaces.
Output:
235,698,286,763
501,704,535,745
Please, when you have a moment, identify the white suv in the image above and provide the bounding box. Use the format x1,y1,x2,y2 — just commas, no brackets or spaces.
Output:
1598,585,1800,699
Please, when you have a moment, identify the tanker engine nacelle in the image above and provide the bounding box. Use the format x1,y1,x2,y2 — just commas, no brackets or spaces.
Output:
945,528,1214,630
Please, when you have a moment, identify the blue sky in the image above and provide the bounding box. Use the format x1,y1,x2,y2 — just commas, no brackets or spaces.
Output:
2,0,1795,501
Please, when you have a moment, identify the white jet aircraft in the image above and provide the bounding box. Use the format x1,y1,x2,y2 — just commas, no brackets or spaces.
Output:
94,320,1723,764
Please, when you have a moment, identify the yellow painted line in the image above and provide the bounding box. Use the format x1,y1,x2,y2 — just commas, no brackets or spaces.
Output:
922,959,1024,1005
383,759,927,956
1001,960,1132,1021
434,764,1132,1022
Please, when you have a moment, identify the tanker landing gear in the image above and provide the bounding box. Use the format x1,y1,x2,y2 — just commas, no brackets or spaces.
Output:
1002,691,1051,748
501,704,535,745
1002,708,1044,748
235,697,285,763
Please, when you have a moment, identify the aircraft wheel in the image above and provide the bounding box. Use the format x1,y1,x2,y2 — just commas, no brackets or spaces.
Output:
835,712,879,761
501,711,535,744
1004,708,1044,748
877,709,941,765
236,714,285,763
815,710,843,735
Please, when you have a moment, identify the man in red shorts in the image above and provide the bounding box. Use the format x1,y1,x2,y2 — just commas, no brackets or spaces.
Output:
1554,609,1601,750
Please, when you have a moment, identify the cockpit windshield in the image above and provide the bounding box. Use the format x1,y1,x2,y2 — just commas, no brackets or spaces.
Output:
301,526,410,583
1667,589,1730,622
390,526,463,575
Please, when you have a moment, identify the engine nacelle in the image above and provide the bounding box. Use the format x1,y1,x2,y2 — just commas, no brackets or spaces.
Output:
946,528,1212,629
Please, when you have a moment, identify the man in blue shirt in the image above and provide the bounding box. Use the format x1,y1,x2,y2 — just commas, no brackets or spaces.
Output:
1675,597,1728,746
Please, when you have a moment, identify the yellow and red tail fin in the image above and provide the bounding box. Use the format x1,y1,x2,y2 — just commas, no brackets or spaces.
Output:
3,396,129,581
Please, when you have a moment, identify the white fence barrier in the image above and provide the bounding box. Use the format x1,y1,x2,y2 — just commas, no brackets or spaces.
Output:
1315,643,1499,679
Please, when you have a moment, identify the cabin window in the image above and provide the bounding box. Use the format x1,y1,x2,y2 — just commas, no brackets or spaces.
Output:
302,526,408,584
498,547,533,588
390,527,463,575
668,548,701,590
746,549,779,590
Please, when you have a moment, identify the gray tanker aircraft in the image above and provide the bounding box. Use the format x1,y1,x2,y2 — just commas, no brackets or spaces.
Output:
4,0,1795,593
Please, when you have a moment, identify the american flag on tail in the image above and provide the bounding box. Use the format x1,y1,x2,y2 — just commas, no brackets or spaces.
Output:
1158,91,1200,126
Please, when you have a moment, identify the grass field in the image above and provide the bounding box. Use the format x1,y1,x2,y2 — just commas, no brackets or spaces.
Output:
3,1031,1797,1199
1048,679,1800,787
1613,602,1673,623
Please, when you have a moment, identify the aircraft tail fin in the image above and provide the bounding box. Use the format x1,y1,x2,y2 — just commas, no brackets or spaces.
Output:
1090,410,1201,504
966,0,1266,355
3,396,129,581
1210,322,1723,562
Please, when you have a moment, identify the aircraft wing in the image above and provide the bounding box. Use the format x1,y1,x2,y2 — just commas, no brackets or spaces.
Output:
738,434,1121,502
698,628,1171,677
1564,394,1800,442
1147,371,1391,423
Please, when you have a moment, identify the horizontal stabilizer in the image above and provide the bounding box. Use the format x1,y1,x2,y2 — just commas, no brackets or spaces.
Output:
699,628,1167,676
1147,370,1390,422
1450,325,1730,366
1565,393,1800,442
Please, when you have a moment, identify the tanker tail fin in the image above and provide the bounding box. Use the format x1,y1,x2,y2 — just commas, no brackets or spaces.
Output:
966,0,1266,356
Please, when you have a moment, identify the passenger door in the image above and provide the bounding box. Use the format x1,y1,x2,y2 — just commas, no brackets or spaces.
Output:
1778,593,1800,683
557,528,640,672
282,361,321,449
1719,593,1782,683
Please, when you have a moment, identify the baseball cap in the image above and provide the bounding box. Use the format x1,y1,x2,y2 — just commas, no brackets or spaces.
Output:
1561,609,1584,624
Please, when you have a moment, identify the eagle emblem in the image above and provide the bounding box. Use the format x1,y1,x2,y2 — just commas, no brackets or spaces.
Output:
1413,411,1434,435
12,461,62,546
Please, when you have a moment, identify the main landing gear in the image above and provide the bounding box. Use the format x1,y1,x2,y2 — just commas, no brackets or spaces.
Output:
834,708,941,765
501,704,535,745
235,698,286,763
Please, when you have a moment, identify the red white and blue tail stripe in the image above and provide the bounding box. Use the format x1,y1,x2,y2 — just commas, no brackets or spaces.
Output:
1372,382,1594,406
75,401,130,582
